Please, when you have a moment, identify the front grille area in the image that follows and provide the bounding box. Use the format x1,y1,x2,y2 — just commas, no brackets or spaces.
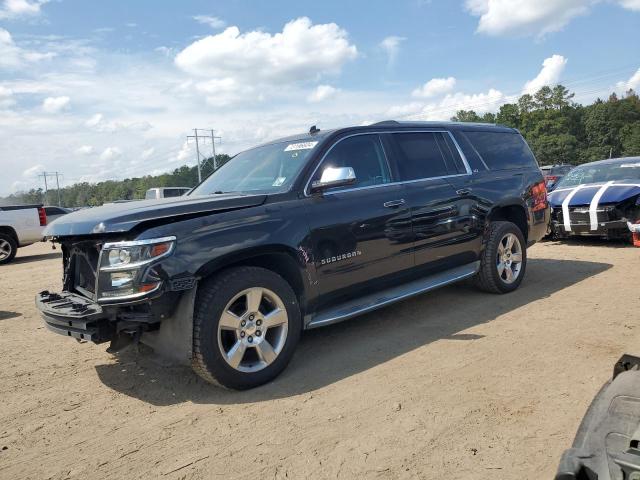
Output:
553,207,617,225
63,242,101,297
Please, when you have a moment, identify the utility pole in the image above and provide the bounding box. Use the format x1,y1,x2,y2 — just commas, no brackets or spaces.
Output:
38,171,63,206
187,128,222,183
55,172,61,207
210,129,221,170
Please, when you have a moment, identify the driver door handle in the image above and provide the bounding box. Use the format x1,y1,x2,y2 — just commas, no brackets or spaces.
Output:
383,199,405,208
456,188,472,196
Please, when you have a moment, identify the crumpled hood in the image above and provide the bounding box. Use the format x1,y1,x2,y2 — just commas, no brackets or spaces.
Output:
548,182,640,207
44,193,267,236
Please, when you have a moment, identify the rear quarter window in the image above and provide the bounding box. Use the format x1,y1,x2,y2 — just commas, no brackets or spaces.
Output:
463,131,538,171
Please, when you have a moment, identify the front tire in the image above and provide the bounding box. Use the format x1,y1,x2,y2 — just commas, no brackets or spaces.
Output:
192,266,301,390
0,233,17,265
474,221,527,294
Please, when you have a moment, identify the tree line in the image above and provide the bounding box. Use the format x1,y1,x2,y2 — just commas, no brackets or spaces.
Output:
452,85,640,165
1,154,231,207
3,85,640,207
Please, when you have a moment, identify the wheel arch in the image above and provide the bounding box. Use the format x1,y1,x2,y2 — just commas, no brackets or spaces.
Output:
0,225,19,244
487,203,529,241
195,245,310,313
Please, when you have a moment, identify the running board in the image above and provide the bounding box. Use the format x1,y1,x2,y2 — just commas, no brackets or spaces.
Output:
305,261,480,329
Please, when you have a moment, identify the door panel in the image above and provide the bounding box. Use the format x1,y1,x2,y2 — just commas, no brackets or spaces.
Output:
404,179,478,269
386,130,481,271
305,184,413,305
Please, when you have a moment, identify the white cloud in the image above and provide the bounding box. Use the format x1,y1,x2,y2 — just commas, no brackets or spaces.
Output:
618,0,640,10
176,141,193,162
390,88,507,121
412,77,457,98
379,35,406,66
42,95,70,113
308,84,339,103
0,0,48,20
466,0,592,37
522,54,567,94
75,145,94,155
155,46,174,57
0,85,15,108
85,112,152,132
0,28,55,69
192,15,226,29
85,113,103,127
616,68,640,92
99,147,122,161
141,147,155,160
466,0,640,37
22,164,44,177
175,17,357,88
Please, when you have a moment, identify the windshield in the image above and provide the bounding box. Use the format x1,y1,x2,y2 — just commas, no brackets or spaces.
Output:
191,140,319,195
555,159,640,189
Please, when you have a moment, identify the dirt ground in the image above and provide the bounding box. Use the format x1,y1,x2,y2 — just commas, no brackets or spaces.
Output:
0,240,638,480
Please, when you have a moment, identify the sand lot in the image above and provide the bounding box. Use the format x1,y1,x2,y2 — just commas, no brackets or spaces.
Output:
0,240,638,479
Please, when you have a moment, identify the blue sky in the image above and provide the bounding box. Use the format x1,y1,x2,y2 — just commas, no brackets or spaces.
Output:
0,0,639,195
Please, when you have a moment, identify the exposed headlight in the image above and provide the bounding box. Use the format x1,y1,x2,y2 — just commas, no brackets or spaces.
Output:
97,236,175,302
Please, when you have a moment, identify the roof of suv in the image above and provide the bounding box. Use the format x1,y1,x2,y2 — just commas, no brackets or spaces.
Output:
258,120,518,149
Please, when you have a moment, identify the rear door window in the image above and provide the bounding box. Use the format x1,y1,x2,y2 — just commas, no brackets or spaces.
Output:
463,131,538,170
436,132,467,174
392,132,450,181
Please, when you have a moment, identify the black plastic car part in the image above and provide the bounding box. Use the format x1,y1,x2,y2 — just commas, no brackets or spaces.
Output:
556,354,640,480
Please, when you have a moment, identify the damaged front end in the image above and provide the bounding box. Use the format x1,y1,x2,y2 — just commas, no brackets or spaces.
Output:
36,235,196,358
550,196,640,241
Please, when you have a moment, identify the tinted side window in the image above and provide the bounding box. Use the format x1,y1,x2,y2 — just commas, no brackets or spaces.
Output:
393,132,449,181
44,207,64,215
312,135,391,191
163,189,183,198
437,132,467,174
463,131,537,170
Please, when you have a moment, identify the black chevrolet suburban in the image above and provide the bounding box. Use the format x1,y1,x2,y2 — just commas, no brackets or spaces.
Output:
37,121,550,389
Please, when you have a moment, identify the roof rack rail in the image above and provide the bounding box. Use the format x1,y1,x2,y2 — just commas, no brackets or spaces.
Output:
371,120,400,126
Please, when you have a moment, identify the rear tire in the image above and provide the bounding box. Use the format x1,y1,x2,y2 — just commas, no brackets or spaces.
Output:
192,266,301,390
0,233,17,265
474,221,527,294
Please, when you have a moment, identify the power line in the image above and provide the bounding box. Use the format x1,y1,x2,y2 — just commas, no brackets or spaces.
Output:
37,171,63,206
186,128,222,183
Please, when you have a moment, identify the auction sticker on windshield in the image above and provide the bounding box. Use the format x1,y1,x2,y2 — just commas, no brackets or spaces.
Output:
284,142,318,151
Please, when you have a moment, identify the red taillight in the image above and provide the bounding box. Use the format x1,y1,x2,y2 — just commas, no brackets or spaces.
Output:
531,181,548,212
545,175,558,182
38,206,47,226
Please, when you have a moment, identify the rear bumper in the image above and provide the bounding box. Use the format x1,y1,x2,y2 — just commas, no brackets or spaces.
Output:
36,291,115,343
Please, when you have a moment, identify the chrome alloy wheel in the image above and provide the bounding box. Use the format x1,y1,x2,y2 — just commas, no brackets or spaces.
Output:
0,239,12,261
217,287,289,373
496,233,523,284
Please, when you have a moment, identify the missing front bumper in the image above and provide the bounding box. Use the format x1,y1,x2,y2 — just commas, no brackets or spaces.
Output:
36,291,115,343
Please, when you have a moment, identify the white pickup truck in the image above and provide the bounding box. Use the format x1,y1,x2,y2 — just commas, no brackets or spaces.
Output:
0,205,47,264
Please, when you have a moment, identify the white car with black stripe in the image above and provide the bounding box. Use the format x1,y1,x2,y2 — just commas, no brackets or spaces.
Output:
548,157,640,241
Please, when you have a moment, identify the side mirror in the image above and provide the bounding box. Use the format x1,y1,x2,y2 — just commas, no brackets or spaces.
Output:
311,167,356,193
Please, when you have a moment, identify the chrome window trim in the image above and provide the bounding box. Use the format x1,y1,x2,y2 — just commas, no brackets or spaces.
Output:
303,129,473,197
